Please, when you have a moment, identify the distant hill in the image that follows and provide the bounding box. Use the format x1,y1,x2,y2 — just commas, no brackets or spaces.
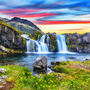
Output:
0,17,9,22
7,17,44,34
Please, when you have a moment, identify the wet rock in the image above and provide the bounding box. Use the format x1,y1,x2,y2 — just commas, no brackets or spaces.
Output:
51,62,56,65
0,68,6,73
45,32,58,52
48,65,55,71
33,56,47,69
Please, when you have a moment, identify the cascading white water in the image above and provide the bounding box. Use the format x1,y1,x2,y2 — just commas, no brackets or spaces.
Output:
57,34,68,53
39,35,49,52
22,34,68,53
22,34,48,52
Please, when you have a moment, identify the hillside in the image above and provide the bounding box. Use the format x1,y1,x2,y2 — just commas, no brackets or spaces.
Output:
7,17,44,34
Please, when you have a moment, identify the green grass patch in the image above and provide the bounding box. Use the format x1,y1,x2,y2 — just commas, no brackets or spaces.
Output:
54,60,90,90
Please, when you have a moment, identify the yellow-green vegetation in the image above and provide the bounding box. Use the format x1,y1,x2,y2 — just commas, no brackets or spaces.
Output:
48,34,57,51
66,36,70,45
0,19,23,35
0,65,61,90
23,38,26,46
54,61,90,90
67,45,71,50
31,30,43,40
0,60,90,90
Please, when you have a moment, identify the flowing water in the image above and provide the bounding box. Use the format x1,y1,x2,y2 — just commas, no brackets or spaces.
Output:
57,34,68,53
26,34,68,53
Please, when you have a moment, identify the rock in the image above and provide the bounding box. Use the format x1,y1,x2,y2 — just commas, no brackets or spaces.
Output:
0,85,4,88
51,62,56,65
0,20,26,50
66,33,90,53
85,59,90,61
33,56,47,69
56,62,60,65
0,45,9,53
45,32,58,52
0,68,6,73
57,74,63,81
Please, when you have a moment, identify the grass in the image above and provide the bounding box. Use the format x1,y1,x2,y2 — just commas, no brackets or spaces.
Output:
0,65,61,90
54,61,90,90
0,60,90,90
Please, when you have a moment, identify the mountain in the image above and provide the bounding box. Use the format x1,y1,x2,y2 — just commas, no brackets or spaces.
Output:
0,17,9,22
7,17,44,34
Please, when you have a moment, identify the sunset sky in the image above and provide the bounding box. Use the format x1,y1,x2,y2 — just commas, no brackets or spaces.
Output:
0,0,90,34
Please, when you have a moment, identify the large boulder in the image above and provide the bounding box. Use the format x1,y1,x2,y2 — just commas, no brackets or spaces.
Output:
33,56,47,69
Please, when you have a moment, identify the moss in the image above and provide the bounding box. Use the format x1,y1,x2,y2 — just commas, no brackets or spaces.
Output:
45,34,47,43
79,46,83,49
6,48,10,50
66,36,70,45
48,34,57,52
68,45,71,50
23,38,26,46
30,30,43,40
0,19,23,35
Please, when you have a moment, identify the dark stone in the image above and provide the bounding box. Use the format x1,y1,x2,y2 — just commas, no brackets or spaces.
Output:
85,59,90,61
51,62,56,65
57,74,63,81
45,32,58,52
33,56,47,69
56,62,60,65
66,33,90,53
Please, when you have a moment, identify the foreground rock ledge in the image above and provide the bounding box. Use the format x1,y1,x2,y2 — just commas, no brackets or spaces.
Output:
33,56,47,69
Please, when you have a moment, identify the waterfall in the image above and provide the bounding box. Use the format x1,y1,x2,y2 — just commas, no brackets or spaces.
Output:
23,34,48,52
22,34,68,53
39,35,49,52
57,34,68,52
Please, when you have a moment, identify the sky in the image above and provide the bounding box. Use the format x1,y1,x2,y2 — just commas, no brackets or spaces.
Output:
0,0,90,34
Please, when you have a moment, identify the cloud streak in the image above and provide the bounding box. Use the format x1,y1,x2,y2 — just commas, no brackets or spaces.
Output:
35,20,90,25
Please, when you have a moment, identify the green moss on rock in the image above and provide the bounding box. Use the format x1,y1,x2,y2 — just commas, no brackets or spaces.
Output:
30,30,43,40
48,33,58,52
